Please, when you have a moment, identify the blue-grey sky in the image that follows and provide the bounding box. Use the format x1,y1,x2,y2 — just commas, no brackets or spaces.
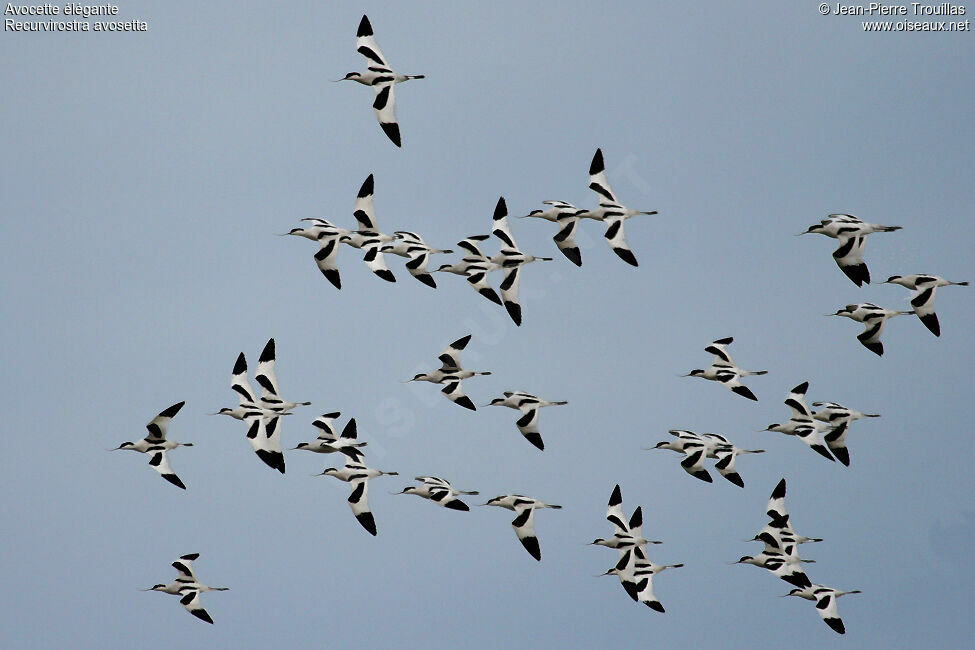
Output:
2,2,973,647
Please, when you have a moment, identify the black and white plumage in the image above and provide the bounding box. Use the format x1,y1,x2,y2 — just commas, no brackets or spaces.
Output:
280,220,347,289
483,391,568,451
338,15,424,147
255,338,311,414
518,200,596,267
601,547,683,613
732,549,815,589
649,430,764,487
317,457,398,536
111,401,192,489
590,485,663,556
882,274,968,337
382,231,453,288
800,213,902,286
340,174,397,283
292,412,368,461
481,495,562,561
784,584,861,635
215,350,291,473
760,382,838,463
828,303,912,356
586,148,658,266
434,234,504,305
394,476,478,511
488,197,553,326
683,337,767,401
750,479,823,557
143,553,229,624
406,334,491,410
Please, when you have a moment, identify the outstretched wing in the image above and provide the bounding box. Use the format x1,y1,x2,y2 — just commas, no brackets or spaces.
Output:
145,401,184,442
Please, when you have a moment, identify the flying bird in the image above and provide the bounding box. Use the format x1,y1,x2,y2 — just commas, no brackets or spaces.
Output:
759,382,837,462
882,274,968,337
585,148,658,266
783,584,861,635
827,303,911,356
337,15,424,147
394,476,478,511
406,334,491,410
483,391,568,451
683,337,766,401
339,174,397,283
799,213,901,286
382,231,453,288
111,401,192,489
488,197,553,326
481,494,562,561
518,200,595,266
317,457,398,536
292,412,368,461
279,220,347,289
143,553,228,624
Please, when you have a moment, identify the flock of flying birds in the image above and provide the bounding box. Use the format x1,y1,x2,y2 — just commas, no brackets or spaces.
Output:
110,13,968,635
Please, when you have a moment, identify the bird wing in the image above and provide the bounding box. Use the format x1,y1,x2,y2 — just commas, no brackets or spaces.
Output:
588,148,619,206
910,279,940,335
832,234,869,286
312,412,341,442
148,449,185,489
347,476,377,535
602,215,638,267
515,406,544,451
511,505,541,560
352,174,379,233
313,234,342,290
403,248,436,288
766,478,790,527
703,337,735,366
245,416,285,473
464,267,503,305
813,589,846,634
145,401,184,442
254,338,282,400
679,442,712,483
362,240,396,282
171,553,200,582
371,84,400,147
441,378,476,411
500,266,522,326
355,15,388,68
606,484,628,532
179,589,214,624
438,335,471,371
552,215,582,266
491,196,519,251
230,353,258,405
455,234,492,260
784,382,812,419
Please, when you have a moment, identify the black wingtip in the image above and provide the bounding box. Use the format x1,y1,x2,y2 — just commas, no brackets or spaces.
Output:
374,268,396,283
860,339,884,356
259,338,275,363
444,499,470,511
523,431,545,451
358,173,374,198
919,312,941,337
613,247,639,267
454,396,477,411
415,273,437,289
191,608,214,624
609,484,622,506
159,401,185,418
356,512,378,536
232,352,247,375
480,287,503,305
812,444,836,462
561,246,582,267
357,15,372,37
732,385,758,401
520,536,542,561
832,447,851,466
622,581,639,601
692,469,713,483
321,268,342,289
493,196,507,221
724,472,745,488
504,301,522,326
589,148,605,175
380,122,401,147
825,617,846,634
163,474,186,490
451,334,472,349
646,600,666,613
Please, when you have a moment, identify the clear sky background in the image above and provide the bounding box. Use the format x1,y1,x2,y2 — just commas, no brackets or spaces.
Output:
2,2,973,648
